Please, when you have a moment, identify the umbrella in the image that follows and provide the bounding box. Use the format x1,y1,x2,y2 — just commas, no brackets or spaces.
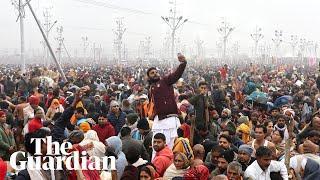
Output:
267,102,275,111
244,82,256,95
274,95,293,108
246,91,268,104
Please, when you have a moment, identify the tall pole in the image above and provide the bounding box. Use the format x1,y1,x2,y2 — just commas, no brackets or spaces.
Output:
144,36,152,61
81,36,89,59
250,26,263,61
99,44,102,63
162,0,188,68
56,26,64,65
93,42,96,63
290,35,298,58
299,38,307,63
26,0,67,82
217,17,234,62
62,41,72,64
272,30,283,64
43,8,57,66
171,0,176,61
195,38,204,63
315,43,318,59
12,0,26,73
113,18,126,65
19,6,25,73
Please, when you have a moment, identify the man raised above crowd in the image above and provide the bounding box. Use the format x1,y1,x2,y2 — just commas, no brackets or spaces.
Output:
146,53,187,149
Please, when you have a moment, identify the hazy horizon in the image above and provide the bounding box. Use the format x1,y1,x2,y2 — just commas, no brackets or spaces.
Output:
1,0,319,62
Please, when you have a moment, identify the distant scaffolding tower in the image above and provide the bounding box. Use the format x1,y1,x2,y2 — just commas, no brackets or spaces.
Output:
113,18,126,64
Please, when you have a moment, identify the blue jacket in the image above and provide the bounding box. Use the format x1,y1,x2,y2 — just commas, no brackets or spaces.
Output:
108,111,126,135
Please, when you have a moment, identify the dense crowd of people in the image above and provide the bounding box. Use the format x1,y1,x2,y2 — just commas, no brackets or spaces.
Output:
0,55,320,180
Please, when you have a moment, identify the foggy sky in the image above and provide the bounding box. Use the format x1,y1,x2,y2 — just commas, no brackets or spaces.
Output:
1,0,319,59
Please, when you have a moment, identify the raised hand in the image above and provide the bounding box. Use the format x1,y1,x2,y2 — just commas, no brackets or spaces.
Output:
177,53,186,63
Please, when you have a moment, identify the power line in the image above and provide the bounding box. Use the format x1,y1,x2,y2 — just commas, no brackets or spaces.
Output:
70,0,153,15
69,0,209,26
63,25,149,36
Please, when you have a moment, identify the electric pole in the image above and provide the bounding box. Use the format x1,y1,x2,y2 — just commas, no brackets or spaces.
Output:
315,43,318,59
290,35,298,58
93,42,96,63
161,0,188,65
123,43,128,62
250,26,263,60
113,18,126,65
42,8,57,66
56,26,64,64
231,42,239,65
144,36,152,62
307,41,315,58
81,36,89,59
217,17,235,61
25,0,67,82
299,38,307,62
216,40,223,59
272,30,283,62
62,40,72,64
11,0,27,73
195,38,204,63
162,32,171,60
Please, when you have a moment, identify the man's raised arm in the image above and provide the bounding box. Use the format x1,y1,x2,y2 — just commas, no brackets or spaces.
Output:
164,54,187,85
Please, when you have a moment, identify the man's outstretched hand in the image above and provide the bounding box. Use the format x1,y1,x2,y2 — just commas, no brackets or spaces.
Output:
178,53,186,63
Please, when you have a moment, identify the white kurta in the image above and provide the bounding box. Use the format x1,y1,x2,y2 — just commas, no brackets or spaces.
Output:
151,115,181,159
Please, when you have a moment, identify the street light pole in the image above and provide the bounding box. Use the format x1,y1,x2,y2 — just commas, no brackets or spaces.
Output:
217,18,234,62
250,26,263,61
299,38,307,63
162,0,188,67
81,36,89,59
290,35,298,58
272,30,283,63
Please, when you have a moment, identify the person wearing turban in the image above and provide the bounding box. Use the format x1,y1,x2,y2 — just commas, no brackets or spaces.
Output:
237,123,250,143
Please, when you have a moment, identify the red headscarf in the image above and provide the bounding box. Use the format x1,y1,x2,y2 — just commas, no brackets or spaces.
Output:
28,95,40,105
0,111,5,117
183,165,209,180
